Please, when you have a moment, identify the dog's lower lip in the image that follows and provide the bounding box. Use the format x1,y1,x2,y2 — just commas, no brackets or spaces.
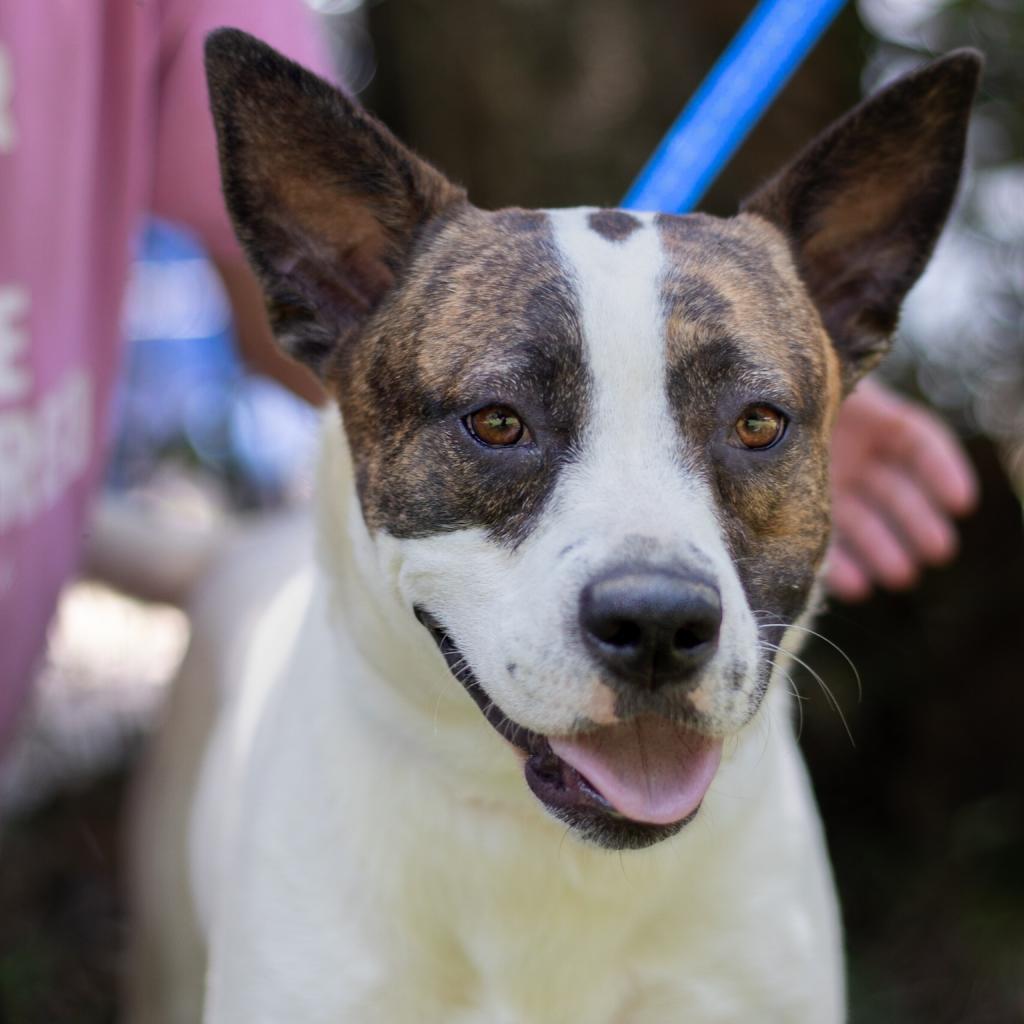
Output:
414,607,543,755
414,606,703,831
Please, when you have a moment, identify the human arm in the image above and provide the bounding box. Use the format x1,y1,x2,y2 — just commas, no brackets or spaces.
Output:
212,255,324,405
152,0,332,404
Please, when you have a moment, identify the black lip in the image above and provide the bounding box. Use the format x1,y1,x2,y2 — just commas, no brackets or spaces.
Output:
414,606,697,849
414,607,542,753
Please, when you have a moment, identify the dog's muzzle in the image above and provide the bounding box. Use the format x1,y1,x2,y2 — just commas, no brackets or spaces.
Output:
414,605,723,850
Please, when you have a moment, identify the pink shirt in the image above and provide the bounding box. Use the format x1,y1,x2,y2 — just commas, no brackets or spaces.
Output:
0,1,330,746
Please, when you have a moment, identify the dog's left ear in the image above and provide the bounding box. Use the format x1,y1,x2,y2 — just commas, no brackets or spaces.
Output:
742,50,982,390
204,29,465,376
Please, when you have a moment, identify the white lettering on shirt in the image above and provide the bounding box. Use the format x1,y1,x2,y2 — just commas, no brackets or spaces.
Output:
0,284,30,402
0,369,93,532
0,43,15,155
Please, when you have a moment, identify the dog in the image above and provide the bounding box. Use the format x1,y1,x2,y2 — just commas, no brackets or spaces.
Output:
128,30,979,1023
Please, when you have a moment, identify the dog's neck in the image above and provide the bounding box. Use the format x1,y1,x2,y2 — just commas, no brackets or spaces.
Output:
313,409,410,668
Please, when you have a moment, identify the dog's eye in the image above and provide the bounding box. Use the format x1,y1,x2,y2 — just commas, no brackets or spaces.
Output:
465,405,530,448
734,405,786,450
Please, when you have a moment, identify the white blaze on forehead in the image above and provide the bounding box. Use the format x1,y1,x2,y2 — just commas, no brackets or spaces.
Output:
548,209,672,482
546,207,715,543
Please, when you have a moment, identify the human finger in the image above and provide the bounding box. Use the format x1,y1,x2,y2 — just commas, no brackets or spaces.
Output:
824,542,873,602
858,461,958,565
832,491,919,591
884,404,978,516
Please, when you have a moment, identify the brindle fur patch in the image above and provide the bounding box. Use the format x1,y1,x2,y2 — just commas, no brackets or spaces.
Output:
656,212,842,640
330,207,590,547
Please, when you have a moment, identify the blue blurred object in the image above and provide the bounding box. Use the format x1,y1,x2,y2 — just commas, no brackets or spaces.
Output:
108,218,318,505
622,0,847,213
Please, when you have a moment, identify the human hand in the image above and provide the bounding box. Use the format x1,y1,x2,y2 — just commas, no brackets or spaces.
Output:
826,377,977,602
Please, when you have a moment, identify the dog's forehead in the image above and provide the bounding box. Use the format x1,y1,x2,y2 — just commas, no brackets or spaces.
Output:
402,206,583,392
399,205,827,395
337,203,838,548
656,212,836,420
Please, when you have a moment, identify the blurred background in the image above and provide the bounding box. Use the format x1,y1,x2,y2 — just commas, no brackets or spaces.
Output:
1,0,1022,1020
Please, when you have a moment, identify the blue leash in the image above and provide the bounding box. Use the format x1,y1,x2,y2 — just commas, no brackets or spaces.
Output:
622,0,847,214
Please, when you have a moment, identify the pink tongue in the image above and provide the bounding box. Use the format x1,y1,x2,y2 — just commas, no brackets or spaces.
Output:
549,716,723,826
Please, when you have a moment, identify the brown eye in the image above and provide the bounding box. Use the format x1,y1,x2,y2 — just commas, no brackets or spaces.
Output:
735,405,786,449
466,405,529,447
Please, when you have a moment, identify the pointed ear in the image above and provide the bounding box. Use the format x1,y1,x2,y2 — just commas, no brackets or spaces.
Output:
204,29,465,375
742,50,982,390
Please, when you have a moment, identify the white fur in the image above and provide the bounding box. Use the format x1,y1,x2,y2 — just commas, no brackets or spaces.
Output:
134,212,845,1022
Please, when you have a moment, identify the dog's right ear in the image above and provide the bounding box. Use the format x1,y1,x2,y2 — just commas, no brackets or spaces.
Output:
742,50,981,391
204,29,465,375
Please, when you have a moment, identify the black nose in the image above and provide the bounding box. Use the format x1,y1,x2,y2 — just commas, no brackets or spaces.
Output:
579,569,722,689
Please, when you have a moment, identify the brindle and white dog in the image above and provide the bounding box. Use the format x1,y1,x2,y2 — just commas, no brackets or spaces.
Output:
130,31,979,1023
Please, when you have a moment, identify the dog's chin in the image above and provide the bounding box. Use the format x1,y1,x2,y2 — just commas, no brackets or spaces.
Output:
415,608,716,851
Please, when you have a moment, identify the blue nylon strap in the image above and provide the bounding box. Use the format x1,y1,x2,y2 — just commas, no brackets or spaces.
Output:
621,0,847,214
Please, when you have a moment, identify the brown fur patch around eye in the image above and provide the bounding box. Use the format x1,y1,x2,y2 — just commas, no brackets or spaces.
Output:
655,211,843,636
330,207,590,547
587,210,641,243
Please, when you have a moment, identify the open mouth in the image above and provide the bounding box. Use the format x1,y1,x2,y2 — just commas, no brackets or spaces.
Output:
415,608,722,850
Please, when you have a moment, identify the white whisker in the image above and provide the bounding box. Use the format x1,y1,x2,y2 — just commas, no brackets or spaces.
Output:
756,621,862,703
759,639,855,748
